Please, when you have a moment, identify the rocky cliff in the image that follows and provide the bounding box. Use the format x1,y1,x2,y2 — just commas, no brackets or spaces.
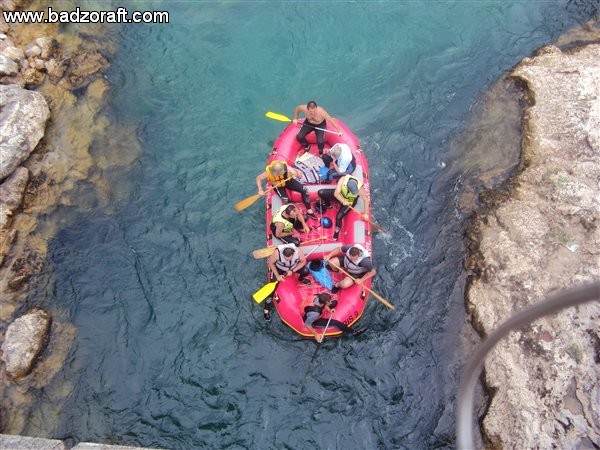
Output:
465,25,600,449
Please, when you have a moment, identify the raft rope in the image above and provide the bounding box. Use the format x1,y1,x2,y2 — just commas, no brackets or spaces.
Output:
456,281,600,449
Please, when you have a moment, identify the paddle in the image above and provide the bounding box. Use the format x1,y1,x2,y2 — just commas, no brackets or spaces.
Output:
234,176,292,212
328,260,395,310
298,312,334,393
266,111,342,136
252,281,278,304
347,204,386,233
252,236,327,259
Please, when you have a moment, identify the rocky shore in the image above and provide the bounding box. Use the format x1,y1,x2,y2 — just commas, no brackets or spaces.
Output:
465,22,600,449
1,1,598,449
0,0,141,441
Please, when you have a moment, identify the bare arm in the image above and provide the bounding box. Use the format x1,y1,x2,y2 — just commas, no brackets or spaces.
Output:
274,222,293,238
297,213,310,233
288,167,301,179
321,108,342,134
359,187,370,213
293,105,306,123
256,172,268,195
324,246,343,261
305,324,323,342
355,267,376,285
293,249,307,272
267,250,286,281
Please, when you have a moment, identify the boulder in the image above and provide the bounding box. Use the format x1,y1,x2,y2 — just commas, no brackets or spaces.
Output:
0,53,18,76
1,45,25,62
0,166,29,230
0,84,50,181
1,308,52,379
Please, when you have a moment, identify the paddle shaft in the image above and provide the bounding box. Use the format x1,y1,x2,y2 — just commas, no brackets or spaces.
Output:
299,313,334,392
347,204,385,233
329,261,395,310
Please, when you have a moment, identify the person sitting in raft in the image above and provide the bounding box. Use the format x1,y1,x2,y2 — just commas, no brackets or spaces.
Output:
317,174,369,241
270,204,310,246
324,244,376,294
321,143,356,181
267,244,311,285
293,100,342,156
263,244,311,321
302,293,367,342
256,160,317,220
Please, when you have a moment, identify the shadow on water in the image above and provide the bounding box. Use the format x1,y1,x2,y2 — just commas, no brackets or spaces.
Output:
15,2,597,449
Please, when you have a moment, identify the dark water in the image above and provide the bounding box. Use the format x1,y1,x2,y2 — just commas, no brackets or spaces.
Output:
33,2,595,449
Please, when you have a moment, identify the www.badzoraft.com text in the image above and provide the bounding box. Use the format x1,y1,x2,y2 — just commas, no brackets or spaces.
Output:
2,7,169,24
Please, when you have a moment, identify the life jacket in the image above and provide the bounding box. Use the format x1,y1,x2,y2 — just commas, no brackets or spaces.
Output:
266,161,288,185
343,244,370,276
271,205,294,233
308,259,333,290
299,296,322,320
340,175,362,203
275,244,299,271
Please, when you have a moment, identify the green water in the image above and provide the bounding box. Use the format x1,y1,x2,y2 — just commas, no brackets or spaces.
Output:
37,1,596,449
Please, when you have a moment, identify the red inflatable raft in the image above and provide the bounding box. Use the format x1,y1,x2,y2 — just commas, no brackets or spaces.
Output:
263,118,373,338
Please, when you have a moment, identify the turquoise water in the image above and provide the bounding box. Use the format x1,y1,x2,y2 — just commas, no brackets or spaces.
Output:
39,2,595,449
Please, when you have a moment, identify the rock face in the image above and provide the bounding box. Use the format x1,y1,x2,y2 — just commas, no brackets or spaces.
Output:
0,84,49,181
466,42,600,448
0,166,28,229
1,308,52,379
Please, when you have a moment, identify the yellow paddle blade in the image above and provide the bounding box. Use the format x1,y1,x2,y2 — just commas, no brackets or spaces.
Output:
234,193,261,212
252,247,277,259
266,111,292,123
252,281,278,304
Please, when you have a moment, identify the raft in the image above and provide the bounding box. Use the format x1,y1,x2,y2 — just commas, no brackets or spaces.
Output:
263,118,373,338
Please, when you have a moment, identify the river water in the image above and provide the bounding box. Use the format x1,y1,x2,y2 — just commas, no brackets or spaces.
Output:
30,1,596,449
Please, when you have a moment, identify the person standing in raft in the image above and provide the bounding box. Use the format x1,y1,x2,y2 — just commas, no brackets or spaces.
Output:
270,204,310,246
302,293,367,342
324,244,376,294
262,244,312,321
256,160,318,220
321,143,356,181
317,174,369,241
293,100,342,156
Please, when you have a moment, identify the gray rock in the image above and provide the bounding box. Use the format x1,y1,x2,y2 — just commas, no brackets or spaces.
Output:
0,434,65,449
0,53,18,75
35,36,57,59
0,434,166,450
1,308,52,379
0,84,50,181
2,45,25,62
466,41,600,448
25,44,42,58
0,166,29,230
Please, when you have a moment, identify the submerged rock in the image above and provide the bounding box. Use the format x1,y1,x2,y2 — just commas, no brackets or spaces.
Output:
0,84,49,181
1,308,52,380
466,37,600,449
